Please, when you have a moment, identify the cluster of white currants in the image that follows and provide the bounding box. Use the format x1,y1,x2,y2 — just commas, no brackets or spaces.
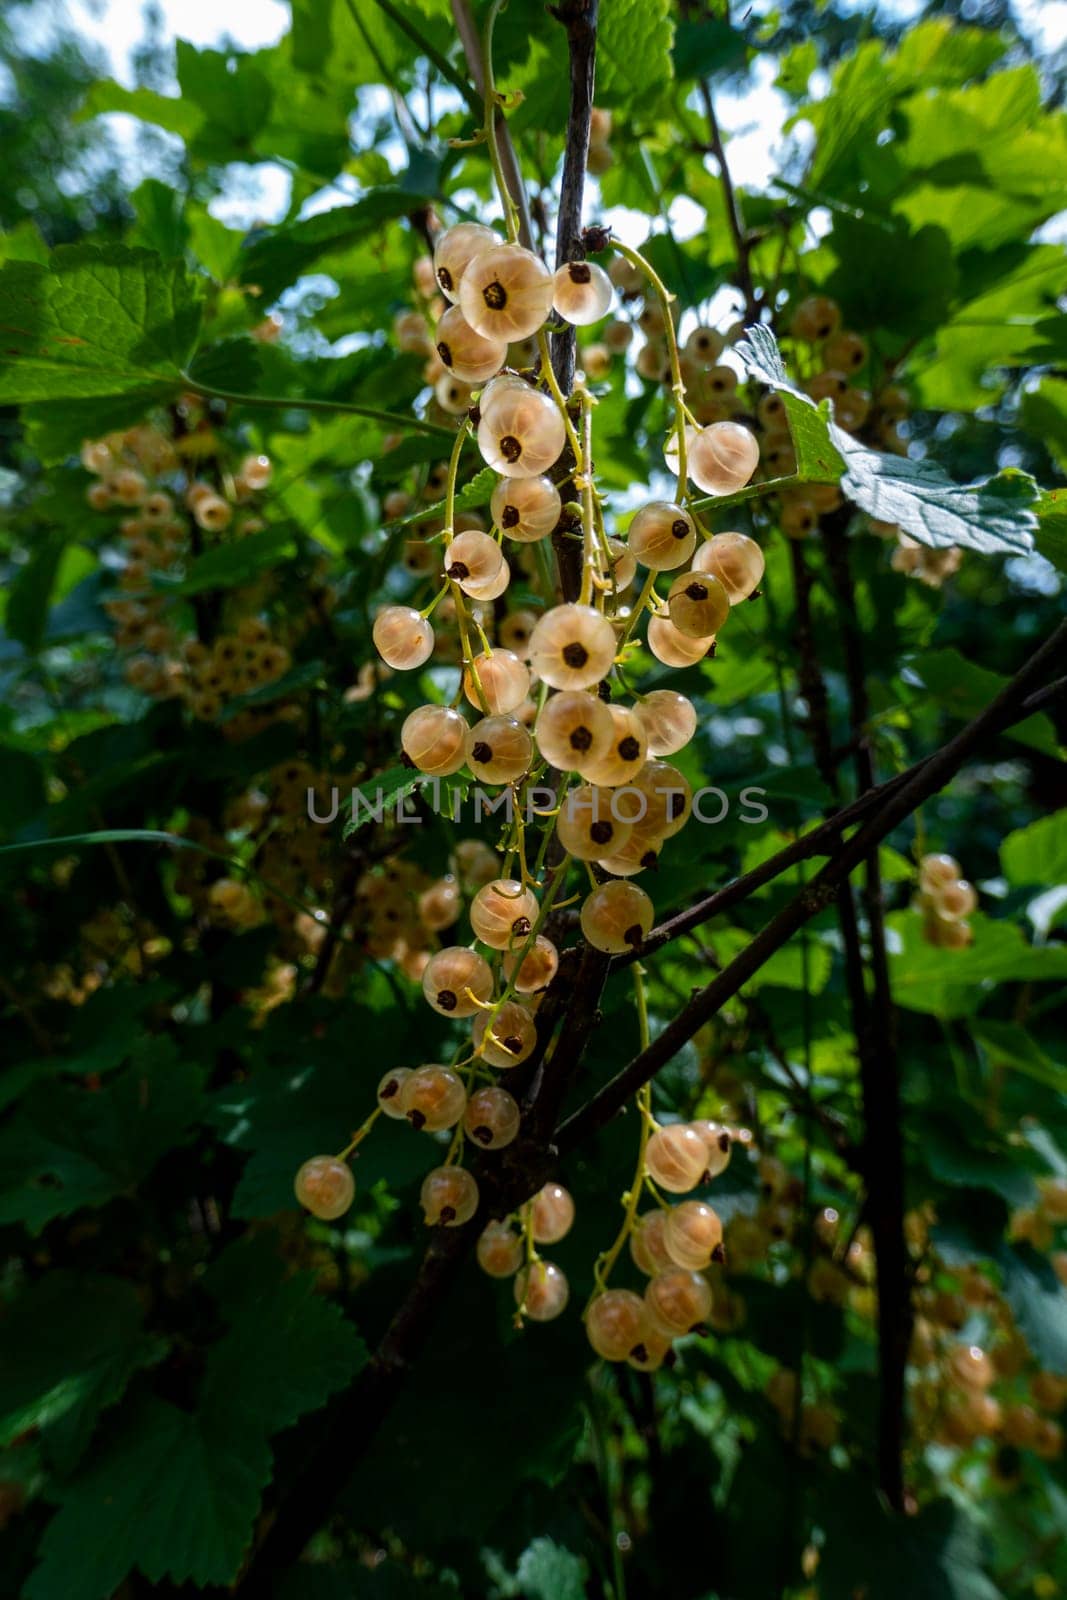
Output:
914,851,978,949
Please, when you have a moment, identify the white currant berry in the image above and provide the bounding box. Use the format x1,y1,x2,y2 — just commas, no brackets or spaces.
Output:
628,501,697,571
465,714,533,783
473,999,537,1067
664,1200,724,1270
515,1259,569,1321
586,1289,649,1361
462,648,530,714
647,614,713,667
933,879,977,921
238,453,272,490
598,832,662,877
531,1182,575,1244
491,474,561,542
434,373,474,415
464,555,512,601
418,876,462,932
422,946,495,1017
373,606,434,670
688,421,760,496
580,704,649,788
790,295,841,343
691,1120,732,1177
626,1330,673,1371
553,260,613,325
401,1064,467,1132
645,1266,713,1336
634,690,697,757
645,1124,708,1193
433,222,499,301
581,342,611,380
919,853,961,893
377,1068,412,1119
824,330,868,372
630,760,692,839
435,303,507,383
780,495,818,539
453,838,500,891
459,244,555,342
604,319,634,352
502,933,559,994
605,536,637,591
294,1156,355,1220
400,704,469,776
529,603,616,690
470,878,540,950
464,1085,521,1149
663,425,698,478
477,1219,524,1277
421,1164,479,1226
445,528,503,595
580,880,654,953
635,339,669,382
692,531,765,603
557,783,634,860
477,383,566,479
535,688,614,770
684,325,725,366
630,1209,674,1275
667,570,730,639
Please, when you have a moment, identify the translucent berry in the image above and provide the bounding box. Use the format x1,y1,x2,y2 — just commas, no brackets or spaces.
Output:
645,1267,713,1336
664,1200,724,1270
461,648,530,715
453,838,500,891
491,475,561,542
294,1156,355,1221
688,421,760,496
535,688,614,770
586,1289,649,1361
401,1064,468,1132
401,704,469,776
478,1219,524,1277
473,999,537,1067
435,303,507,383
790,295,841,343
684,325,725,366
647,614,713,667
690,1120,732,1177
932,879,977,922
667,570,730,639
780,495,818,539
470,878,540,950
515,1260,569,1321
919,853,962,894
628,501,697,571
630,1209,673,1275
529,603,616,690
433,221,498,301
421,1164,479,1226
553,260,613,325
422,946,494,1017
373,606,434,670
459,244,555,342
557,783,634,860
418,876,462,932
580,704,649,788
434,373,473,415
445,528,503,595
634,690,697,757
464,555,511,601
376,1068,412,1119
692,531,765,604
477,383,566,479
466,714,533,783
630,760,693,839
627,1330,673,1371
645,1124,708,1193
531,1183,575,1244
503,933,559,994
464,1085,521,1148
605,536,637,591
580,880,654,953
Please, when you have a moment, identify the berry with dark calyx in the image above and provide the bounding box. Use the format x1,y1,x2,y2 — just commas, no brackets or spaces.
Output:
401,1064,467,1132
586,1289,650,1361
645,1266,713,1336
491,474,561,542
667,570,730,639
377,1068,412,1119
502,933,559,994
470,878,540,950
664,1200,724,1270
628,501,697,571
535,688,614,770
473,999,537,1067
422,946,494,1017
528,604,617,691
531,1182,575,1243
553,260,613,326
692,531,765,604
433,222,499,301
459,244,555,342
421,1165,479,1226
580,880,654,954
463,1085,521,1149
646,1124,708,1193
465,714,533,783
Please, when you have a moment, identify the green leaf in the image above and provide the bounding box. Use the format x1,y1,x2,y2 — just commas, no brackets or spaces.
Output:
171,525,298,595
1036,490,1067,572
176,41,273,159
886,910,1067,1019
0,1057,204,1234
823,217,957,337
342,765,423,837
1021,375,1067,473
972,1021,1067,1096
905,647,1060,756
129,178,188,261
1002,811,1067,888
735,325,845,484
21,392,166,466
0,1274,165,1469
597,0,675,112
514,1537,589,1600
79,79,204,141
818,1490,1001,1600
240,190,429,302
395,464,495,528
6,531,70,652
0,244,202,403
999,1243,1067,1376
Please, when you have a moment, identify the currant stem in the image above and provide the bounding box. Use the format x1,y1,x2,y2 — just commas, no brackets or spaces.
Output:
589,974,654,1298
609,241,689,499
178,374,453,438
336,1106,383,1162
482,0,521,244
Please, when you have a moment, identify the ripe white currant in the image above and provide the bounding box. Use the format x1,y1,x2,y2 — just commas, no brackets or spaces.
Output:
421,1164,479,1226
645,1266,713,1336
556,783,634,861
464,1085,521,1148
401,704,469,776
580,704,649,788
401,1064,468,1131
462,648,531,714
515,1259,569,1321
372,606,434,670
553,260,613,325
580,880,654,953
445,528,504,595
470,878,540,950
667,570,730,640
477,1219,524,1277
531,1182,575,1244
435,303,507,384
535,688,614,770
376,1067,412,1119
294,1156,355,1221
586,1289,649,1361
634,690,697,757
628,501,697,571
490,474,562,542
645,1124,709,1193
473,999,537,1067
688,421,760,496
477,383,566,479
647,614,713,667
465,714,534,783
528,603,616,690
630,1209,674,1275
502,933,559,994
433,221,498,301
664,1200,724,1270
459,244,555,342
421,946,494,1017
691,1119,732,1177
692,531,765,603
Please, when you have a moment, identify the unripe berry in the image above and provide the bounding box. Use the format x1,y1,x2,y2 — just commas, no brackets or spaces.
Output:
373,606,434,670
688,421,760,496
580,880,654,953
435,303,507,383
445,528,503,594
478,1220,524,1277
422,946,494,1017
535,688,614,770
553,260,613,325
433,221,498,301
473,999,537,1067
586,1289,649,1361
528,603,616,690
463,648,531,714
515,1260,569,1321
531,1183,575,1244
421,1164,479,1226
634,690,697,757
580,704,649,788
466,714,533,783
502,933,559,994
667,570,730,639
470,878,539,949
647,613,714,667
628,501,696,570
294,1155,354,1220
692,531,765,603
401,1064,467,1131
459,244,554,342
401,704,469,776
464,1085,521,1148
645,1124,708,1193
630,1209,673,1275
477,383,566,479
645,1266,713,1335
491,475,561,542
557,783,634,860
664,1200,724,1269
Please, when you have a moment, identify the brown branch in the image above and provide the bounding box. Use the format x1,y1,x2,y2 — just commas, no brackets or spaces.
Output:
451,0,534,250
696,78,758,324
549,0,599,395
